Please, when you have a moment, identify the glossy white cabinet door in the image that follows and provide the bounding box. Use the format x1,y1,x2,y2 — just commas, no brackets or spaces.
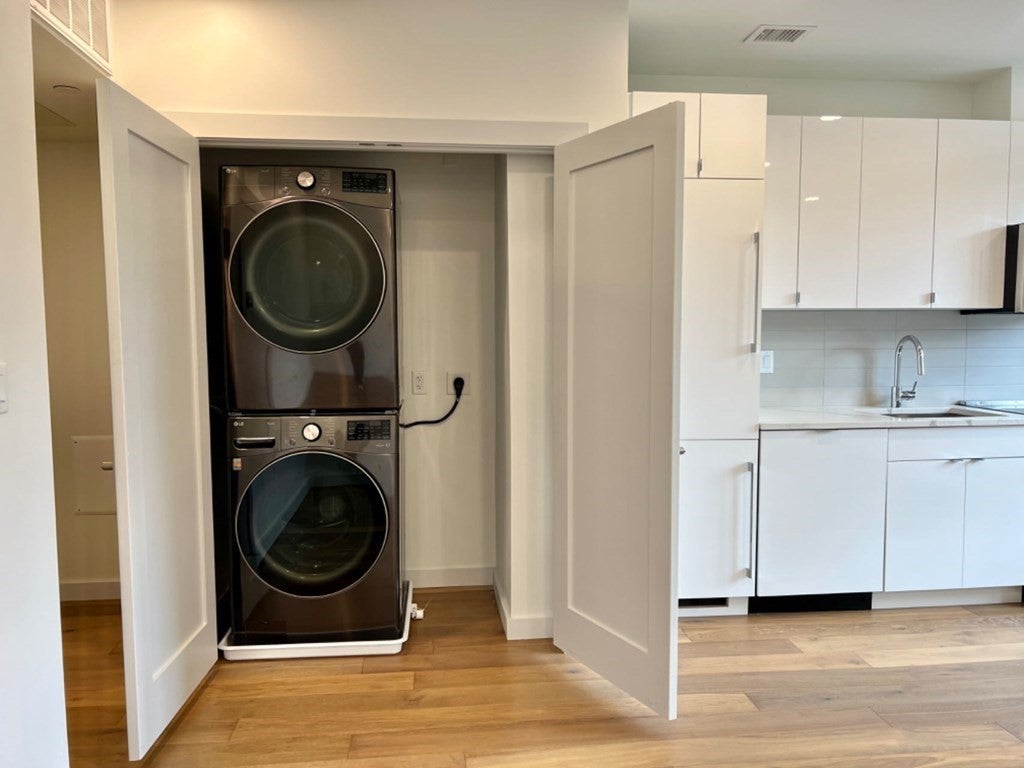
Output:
1009,121,1024,225
762,116,801,309
678,441,757,599
858,119,938,308
963,458,1024,587
933,120,1010,309
797,116,863,308
884,459,965,592
679,179,763,441
758,430,887,596
630,91,701,178
699,93,767,180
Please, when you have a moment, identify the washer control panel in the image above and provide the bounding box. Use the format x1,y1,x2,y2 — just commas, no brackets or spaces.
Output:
346,419,392,442
230,414,397,456
221,166,394,209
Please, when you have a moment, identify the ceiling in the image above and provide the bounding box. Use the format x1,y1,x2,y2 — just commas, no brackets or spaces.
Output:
32,21,100,141
629,0,1024,83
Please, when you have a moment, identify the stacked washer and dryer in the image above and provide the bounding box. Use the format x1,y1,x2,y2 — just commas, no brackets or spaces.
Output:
219,165,409,659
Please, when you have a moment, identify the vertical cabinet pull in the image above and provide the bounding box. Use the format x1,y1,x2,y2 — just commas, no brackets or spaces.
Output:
750,232,761,353
744,461,755,579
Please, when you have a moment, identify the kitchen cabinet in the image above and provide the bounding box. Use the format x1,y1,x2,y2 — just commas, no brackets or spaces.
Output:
678,441,756,599
857,118,938,308
885,427,1024,592
630,91,766,180
679,179,763,441
762,116,801,309
932,119,1010,309
884,459,965,592
797,116,863,308
758,429,887,596
963,458,1024,587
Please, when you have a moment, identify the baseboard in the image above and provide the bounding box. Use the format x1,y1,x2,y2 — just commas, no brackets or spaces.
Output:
678,597,749,618
872,587,1023,610
491,575,552,640
405,566,493,589
60,578,120,601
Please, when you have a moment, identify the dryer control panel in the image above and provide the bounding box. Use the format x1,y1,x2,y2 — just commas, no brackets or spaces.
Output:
229,414,396,457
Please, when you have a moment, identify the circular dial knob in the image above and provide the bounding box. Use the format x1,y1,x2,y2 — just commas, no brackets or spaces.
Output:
302,423,321,442
296,170,316,190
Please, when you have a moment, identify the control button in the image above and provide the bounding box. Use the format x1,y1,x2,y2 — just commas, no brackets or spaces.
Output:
302,423,322,442
289,438,296,446
296,170,316,190
320,186,331,195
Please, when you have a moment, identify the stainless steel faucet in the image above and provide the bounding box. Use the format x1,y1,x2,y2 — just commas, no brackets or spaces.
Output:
891,334,925,409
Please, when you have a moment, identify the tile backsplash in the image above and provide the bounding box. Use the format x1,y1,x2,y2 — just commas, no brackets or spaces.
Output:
761,310,1024,408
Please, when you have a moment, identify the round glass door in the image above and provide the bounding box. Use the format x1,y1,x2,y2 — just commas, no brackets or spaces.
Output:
236,452,388,597
229,200,386,353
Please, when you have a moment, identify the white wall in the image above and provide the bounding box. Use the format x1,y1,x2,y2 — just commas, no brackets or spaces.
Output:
762,310,1024,408
374,151,497,586
0,4,70,766
109,0,629,131
629,74,975,118
496,154,554,638
37,140,119,600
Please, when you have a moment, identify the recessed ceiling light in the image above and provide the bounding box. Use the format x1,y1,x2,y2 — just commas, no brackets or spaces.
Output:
52,84,81,95
804,196,820,202
819,115,843,121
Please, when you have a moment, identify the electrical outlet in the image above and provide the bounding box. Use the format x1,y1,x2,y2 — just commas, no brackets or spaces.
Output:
412,370,427,395
447,372,470,395
760,350,774,374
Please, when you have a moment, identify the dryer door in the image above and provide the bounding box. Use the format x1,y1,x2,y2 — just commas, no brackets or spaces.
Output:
229,199,387,353
236,452,389,597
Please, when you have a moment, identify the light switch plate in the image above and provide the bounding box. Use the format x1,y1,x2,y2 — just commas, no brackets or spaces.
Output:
760,350,774,374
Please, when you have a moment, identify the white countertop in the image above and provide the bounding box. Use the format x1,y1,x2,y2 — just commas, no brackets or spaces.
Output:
759,405,1024,431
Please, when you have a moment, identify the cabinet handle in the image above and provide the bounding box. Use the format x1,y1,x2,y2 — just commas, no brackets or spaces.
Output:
744,461,755,579
750,232,761,354
679,447,686,455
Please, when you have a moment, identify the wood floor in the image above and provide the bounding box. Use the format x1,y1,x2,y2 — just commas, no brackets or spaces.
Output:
61,589,1024,767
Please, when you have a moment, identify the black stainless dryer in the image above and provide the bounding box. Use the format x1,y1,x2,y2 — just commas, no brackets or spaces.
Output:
223,166,398,412
229,413,403,644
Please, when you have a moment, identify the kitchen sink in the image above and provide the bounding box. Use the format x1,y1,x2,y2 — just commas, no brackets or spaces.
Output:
885,408,1000,419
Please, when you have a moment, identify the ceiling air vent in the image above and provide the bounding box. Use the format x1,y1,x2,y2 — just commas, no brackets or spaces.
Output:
743,25,815,43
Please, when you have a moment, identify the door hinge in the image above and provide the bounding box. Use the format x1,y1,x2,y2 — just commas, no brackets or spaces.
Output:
795,290,801,306
929,291,936,304
697,157,703,176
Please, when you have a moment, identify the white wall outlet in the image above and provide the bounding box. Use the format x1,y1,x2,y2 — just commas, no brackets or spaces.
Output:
447,372,470,395
760,350,774,374
412,370,427,395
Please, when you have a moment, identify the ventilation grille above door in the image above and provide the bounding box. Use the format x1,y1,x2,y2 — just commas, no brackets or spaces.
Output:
743,25,815,43
31,0,110,65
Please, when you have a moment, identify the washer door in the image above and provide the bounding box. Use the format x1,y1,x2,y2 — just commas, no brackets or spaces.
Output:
236,452,388,598
229,200,386,353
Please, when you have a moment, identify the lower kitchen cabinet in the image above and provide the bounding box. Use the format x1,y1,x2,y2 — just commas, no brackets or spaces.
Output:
678,440,757,599
964,458,1024,588
758,430,887,596
884,460,966,592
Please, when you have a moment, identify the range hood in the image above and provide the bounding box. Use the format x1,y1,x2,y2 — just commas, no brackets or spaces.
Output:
962,223,1024,314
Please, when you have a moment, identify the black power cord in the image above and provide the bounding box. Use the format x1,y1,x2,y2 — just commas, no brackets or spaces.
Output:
399,376,465,429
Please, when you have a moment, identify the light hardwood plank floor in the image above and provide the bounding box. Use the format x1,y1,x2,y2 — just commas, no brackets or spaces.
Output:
60,589,1024,767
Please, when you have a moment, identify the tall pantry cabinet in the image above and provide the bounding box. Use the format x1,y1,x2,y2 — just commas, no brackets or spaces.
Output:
630,92,767,601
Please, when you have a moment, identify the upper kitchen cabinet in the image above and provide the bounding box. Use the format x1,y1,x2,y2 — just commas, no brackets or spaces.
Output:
797,116,863,308
762,116,801,309
630,92,767,180
679,179,763,441
857,118,938,308
932,120,1010,309
1009,122,1024,225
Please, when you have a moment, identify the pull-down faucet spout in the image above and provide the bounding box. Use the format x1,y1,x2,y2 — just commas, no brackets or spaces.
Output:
891,334,925,409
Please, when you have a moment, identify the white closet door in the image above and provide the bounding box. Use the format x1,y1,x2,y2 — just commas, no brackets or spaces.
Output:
762,116,801,309
858,118,938,308
630,91,701,178
797,116,863,308
933,119,1010,309
553,102,682,719
96,78,217,761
